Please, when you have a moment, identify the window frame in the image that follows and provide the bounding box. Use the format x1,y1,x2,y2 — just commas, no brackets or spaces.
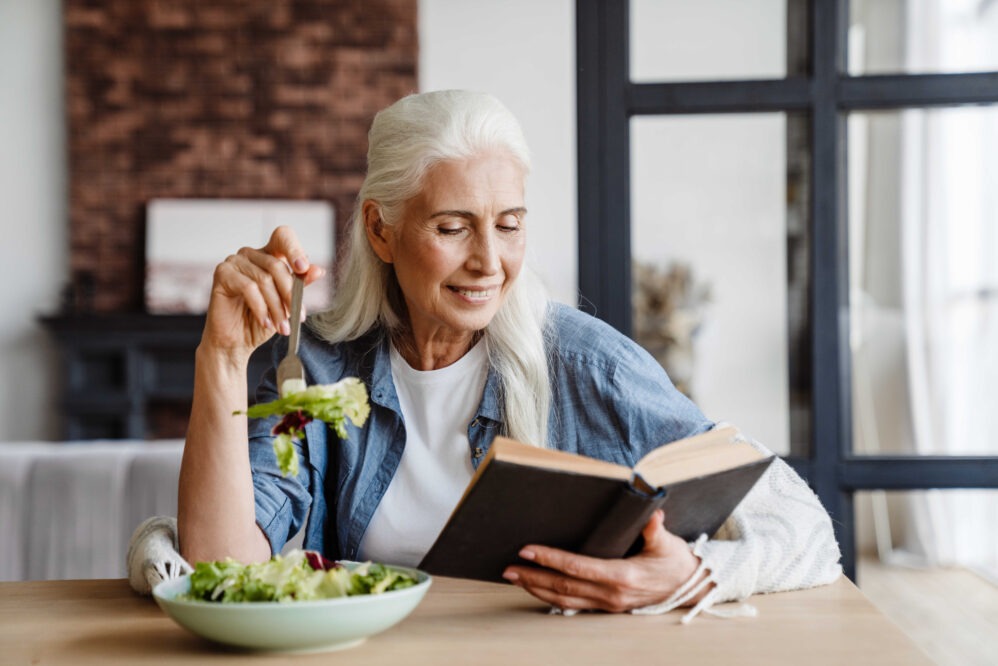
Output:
576,0,998,580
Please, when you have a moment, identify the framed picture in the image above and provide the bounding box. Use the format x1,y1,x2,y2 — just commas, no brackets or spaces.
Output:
145,199,335,315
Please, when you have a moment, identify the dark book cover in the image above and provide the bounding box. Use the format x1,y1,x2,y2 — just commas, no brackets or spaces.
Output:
419,455,774,583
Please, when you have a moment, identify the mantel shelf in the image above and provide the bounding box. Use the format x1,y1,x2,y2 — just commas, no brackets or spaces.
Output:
40,313,275,440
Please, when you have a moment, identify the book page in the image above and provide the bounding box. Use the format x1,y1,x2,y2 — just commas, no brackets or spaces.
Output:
635,426,766,488
490,437,632,481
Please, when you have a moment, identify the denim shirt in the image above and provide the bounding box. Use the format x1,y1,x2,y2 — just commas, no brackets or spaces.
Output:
248,302,713,559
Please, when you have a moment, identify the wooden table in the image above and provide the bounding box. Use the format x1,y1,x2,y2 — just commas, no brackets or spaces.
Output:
0,576,930,665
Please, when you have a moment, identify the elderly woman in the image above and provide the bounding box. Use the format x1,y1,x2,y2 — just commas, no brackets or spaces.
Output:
178,90,840,619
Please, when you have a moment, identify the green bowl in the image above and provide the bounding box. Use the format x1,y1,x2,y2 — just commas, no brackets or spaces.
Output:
153,562,431,653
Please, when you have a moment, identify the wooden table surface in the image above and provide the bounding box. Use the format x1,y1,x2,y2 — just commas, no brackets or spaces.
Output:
0,576,932,665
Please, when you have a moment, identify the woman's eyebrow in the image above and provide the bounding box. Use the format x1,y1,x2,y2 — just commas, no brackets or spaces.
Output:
428,209,476,220
428,207,527,220
501,207,528,218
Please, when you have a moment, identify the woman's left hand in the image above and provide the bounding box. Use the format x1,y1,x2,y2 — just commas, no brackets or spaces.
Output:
501,509,711,612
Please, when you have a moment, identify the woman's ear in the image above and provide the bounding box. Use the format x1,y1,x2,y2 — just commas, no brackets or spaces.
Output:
363,200,394,264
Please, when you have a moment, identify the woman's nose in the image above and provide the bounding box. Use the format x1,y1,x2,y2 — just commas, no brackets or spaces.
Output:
468,231,500,274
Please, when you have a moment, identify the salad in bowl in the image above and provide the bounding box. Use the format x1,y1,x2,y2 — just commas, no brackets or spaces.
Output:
154,550,431,652
157,368,425,651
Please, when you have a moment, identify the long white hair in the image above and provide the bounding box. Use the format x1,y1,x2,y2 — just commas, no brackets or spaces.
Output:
310,90,551,447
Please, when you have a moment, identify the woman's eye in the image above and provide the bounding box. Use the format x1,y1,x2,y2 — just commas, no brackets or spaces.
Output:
497,216,521,232
438,226,465,236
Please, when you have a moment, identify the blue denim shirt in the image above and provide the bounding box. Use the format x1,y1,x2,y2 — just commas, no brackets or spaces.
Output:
248,302,713,559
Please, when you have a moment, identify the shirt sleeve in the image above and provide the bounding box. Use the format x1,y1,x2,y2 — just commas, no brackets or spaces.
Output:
247,343,313,555
608,337,714,457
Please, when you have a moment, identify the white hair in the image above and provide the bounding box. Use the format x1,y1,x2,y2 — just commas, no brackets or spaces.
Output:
310,90,551,447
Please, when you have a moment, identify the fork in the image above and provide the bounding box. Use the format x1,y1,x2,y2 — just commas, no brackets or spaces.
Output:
276,276,306,396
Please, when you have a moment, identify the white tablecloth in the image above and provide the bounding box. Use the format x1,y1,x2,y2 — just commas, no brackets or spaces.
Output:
0,440,184,581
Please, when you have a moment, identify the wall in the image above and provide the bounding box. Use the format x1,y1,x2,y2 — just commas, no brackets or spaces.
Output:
0,0,67,440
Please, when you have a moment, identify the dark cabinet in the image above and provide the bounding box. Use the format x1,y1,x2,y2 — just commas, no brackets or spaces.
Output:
41,314,275,440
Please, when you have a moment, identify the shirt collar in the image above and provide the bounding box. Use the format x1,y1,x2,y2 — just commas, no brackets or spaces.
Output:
366,334,400,414
365,332,503,425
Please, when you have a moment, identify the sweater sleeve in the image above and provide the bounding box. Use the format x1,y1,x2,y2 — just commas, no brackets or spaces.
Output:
700,426,842,597
631,425,843,620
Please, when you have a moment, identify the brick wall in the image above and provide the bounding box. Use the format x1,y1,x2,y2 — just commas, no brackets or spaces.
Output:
65,0,418,313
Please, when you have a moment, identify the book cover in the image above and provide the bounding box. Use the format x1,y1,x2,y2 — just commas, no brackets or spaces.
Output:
419,429,774,583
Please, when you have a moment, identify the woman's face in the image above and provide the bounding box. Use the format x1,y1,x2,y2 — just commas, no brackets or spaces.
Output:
370,152,527,345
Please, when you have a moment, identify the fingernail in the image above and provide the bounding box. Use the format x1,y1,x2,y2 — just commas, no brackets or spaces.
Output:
293,257,308,272
264,317,274,330
518,548,535,561
280,320,290,336
502,570,519,582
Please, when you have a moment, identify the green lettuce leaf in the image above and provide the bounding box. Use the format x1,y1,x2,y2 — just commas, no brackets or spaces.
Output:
182,550,417,603
271,432,300,478
245,378,371,439
236,377,371,476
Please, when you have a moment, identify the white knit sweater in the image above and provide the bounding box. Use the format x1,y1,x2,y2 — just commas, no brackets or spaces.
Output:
628,426,843,621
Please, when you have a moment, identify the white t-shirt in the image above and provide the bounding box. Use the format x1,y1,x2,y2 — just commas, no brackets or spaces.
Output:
356,339,488,566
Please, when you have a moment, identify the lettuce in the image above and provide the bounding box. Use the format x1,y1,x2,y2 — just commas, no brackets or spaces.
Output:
183,550,416,603
237,377,371,476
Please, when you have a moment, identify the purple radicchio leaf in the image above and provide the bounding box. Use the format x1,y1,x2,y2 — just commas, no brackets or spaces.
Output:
271,410,313,436
305,550,342,571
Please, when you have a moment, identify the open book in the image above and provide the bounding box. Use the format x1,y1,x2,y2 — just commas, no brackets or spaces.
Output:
419,426,773,583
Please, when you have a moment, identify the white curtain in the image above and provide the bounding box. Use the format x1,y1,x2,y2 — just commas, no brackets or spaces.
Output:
896,0,998,582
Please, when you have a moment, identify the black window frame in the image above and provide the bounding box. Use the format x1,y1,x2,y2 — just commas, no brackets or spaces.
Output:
576,0,998,580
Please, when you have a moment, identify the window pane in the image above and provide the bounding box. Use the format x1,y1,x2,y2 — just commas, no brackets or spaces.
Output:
855,489,998,665
849,106,998,456
849,0,998,75
631,113,811,456
629,0,801,82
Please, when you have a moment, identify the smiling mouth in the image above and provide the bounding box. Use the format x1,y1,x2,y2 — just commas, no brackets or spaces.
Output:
448,286,496,299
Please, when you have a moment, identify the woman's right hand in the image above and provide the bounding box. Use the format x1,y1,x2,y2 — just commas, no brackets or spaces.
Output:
200,225,325,363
